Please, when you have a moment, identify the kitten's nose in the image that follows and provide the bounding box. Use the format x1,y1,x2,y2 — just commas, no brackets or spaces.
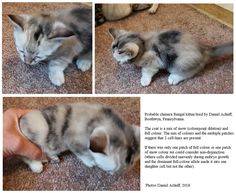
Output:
24,56,33,65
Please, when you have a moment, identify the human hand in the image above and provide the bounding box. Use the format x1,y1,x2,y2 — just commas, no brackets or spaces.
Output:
3,108,44,160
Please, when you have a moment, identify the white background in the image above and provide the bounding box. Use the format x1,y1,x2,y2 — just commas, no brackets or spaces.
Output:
141,95,236,193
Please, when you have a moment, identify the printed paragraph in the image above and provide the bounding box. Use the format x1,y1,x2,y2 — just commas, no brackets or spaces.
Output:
144,111,234,169
144,145,231,169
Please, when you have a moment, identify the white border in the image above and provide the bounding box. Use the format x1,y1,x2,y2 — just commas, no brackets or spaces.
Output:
1,1,235,192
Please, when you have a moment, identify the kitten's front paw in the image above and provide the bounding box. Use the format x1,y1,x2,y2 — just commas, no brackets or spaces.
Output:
76,59,91,72
49,155,60,164
29,161,43,173
168,74,184,85
49,72,65,86
148,7,157,14
141,76,152,87
42,159,49,163
83,159,96,168
78,155,96,167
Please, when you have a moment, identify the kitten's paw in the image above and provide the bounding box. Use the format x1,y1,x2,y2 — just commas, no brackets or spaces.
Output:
141,76,152,87
168,74,184,85
49,72,65,86
76,59,91,72
78,155,96,167
148,6,158,14
49,155,60,164
82,159,96,168
29,161,43,173
42,159,49,164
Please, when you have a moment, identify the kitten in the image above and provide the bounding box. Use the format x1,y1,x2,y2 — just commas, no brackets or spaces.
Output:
19,103,140,174
96,4,159,26
8,8,92,86
109,28,233,86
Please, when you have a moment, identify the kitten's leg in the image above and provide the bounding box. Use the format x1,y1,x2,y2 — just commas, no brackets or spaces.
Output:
141,67,159,86
139,51,159,86
48,59,68,86
148,4,159,14
42,159,49,163
22,157,43,173
168,67,202,85
76,51,92,72
168,73,196,85
47,155,60,163
75,151,96,167
168,74,189,85
168,61,205,85
68,139,96,167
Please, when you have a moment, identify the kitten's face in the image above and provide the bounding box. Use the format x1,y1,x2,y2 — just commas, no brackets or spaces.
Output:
13,23,61,65
90,125,140,174
8,14,75,65
109,28,140,65
92,145,139,174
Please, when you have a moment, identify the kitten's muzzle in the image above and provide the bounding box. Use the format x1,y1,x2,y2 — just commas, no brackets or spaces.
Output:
24,56,39,65
117,61,128,66
24,56,34,65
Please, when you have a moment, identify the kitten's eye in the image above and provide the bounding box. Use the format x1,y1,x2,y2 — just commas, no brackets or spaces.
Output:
35,56,43,59
32,55,43,61
112,44,118,49
19,50,24,53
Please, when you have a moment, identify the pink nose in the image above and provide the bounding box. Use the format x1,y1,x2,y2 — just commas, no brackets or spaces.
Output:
24,56,33,65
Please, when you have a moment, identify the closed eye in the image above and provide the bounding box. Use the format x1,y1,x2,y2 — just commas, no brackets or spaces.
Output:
34,56,43,59
112,43,118,49
19,50,24,53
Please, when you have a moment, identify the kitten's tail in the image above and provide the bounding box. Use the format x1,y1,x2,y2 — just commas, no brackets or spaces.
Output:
208,42,233,57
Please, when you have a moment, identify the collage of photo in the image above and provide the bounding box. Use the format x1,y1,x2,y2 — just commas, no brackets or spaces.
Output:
2,2,233,191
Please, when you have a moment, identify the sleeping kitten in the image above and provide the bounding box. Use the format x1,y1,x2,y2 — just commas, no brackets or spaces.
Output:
109,28,233,86
96,4,159,26
8,8,92,86
19,103,140,174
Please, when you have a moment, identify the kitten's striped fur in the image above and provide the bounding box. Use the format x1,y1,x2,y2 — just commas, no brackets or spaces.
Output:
20,103,140,174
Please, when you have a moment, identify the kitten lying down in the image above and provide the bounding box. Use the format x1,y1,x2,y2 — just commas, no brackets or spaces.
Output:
102,4,159,21
8,8,92,86
109,28,233,86
19,103,140,174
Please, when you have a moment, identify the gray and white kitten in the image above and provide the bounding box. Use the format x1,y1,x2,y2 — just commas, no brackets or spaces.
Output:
109,28,233,86
19,103,140,174
8,8,92,86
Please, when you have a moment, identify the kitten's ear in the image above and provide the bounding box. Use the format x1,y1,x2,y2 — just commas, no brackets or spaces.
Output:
8,14,29,31
108,28,127,39
124,50,134,57
89,128,107,154
123,43,140,58
48,22,75,39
